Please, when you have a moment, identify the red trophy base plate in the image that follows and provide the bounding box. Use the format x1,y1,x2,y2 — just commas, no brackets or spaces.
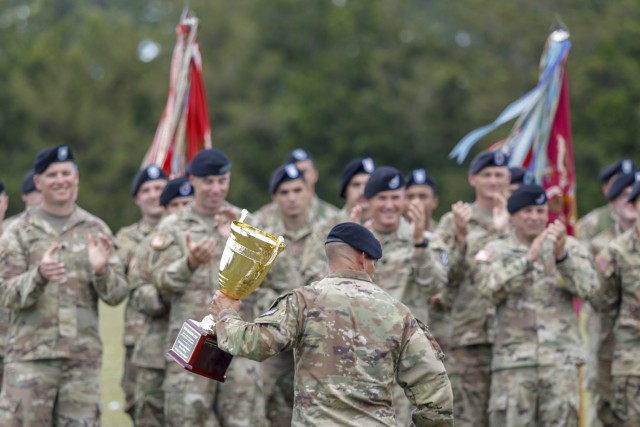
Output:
167,319,233,382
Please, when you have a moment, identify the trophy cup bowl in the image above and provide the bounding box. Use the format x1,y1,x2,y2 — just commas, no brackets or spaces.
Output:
168,210,285,382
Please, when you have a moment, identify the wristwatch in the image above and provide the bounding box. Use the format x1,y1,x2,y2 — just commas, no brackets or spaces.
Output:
414,238,429,248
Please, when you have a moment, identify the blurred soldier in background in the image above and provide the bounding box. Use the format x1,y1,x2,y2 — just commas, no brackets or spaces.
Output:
436,150,511,427
129,175,194,427
116,164,168,418
477,184,598,426
0,144,128,425
151,149,265,426
405,168,439,232
595,178,640,427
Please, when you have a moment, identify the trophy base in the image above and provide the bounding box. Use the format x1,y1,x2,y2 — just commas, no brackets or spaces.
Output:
167,319,233,382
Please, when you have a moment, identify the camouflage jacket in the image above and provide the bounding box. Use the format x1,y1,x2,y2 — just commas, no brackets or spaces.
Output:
372,219,449,325
0,205,128,362
436,203,504,347
477,234,598,370
595,225,640,376
576,204,614,241
151,202,254,350
216,270,454,427
116,218,158,346
254,195,339,230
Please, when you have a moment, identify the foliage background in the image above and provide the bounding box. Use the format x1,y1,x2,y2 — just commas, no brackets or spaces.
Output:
2,0,640,230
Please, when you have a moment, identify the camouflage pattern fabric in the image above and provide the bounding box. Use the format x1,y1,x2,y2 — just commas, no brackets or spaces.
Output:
215,270,454,427
576,204,614,241
134,367,165,427
0,205,127,424
436,204,505,427
489,365,580,427
596,225,640,425
611,375,640,426
254,195,339,230
151,203,264,426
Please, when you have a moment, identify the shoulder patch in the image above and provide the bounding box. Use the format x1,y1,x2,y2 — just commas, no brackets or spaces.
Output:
439,250,449,266
151,232,171,250
595,253,609,273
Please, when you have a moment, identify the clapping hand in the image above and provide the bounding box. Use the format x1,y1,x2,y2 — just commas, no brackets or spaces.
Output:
452,202,472,246
186,232,217,270
88,233,113,275
38,243,66,282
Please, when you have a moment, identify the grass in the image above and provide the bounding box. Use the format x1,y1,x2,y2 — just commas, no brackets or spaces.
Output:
99,300,133,427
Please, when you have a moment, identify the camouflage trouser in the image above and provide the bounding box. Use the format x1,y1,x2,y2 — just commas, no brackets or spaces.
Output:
121,344,137,419
488,364,579,427
611,375,640,426
164,356,265,426
262,351,294,427
447,344,492,427
0,358,101,426
134,366,165,427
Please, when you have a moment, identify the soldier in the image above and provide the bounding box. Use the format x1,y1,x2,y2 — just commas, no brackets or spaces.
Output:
258,163,328,426
405,168,439,232
577,158,636,240
0,181,7,390
2,171,44,234
255,148,339,227
151,149,264,426
0,144,128,425
594,179,640,426
129,175,194,427
0,181,7,235
363,166,449,424
116,164,169,418
435,150,511,427
209,222,454,426
507,166,533,196
476,184,599,426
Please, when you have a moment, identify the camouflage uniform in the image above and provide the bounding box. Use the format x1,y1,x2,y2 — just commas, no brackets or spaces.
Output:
435,203,504,427
582,221,625,426
371,218,449,425
257,215,327,427
151,203,265,426
215,270,454,427
476,233,599,426
128,216,179,427
595,225,640,426
116,218,158,417
576,204,614,241
0,206,128,425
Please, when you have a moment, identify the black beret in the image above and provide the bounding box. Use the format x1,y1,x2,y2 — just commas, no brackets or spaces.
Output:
509,167,534,185
0,181,4,195
21,171,38,194
606,171,639,201
285,148,313,163
339,157,375,198
160,176,194,206
131,165,169,196
190,149,232,177
325,222,382,260
269,163,305,194
469,150,509,175
34,145,75,174
364,166,405,198
507,184,548,214
599,158,636,183
627,179,640,203
406,168,436,191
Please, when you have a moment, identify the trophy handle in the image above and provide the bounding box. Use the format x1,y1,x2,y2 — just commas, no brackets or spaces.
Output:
266,236,285,267
239,209,248,223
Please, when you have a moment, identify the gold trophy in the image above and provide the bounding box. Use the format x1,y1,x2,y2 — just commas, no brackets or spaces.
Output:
167,210,285,382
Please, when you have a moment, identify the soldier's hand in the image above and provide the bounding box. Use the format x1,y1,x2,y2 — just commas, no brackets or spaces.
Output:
452,201,472,246
186,232,217,270
349,204,363,224
215,207,238,240
38,243,66,282
492,193,509,233
209,290,241,320
88,232,113,274
546,219,567,260
526,230,547,262
407,199,426,243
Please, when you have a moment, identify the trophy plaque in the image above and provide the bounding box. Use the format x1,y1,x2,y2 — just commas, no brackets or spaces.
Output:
167,210,285,382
